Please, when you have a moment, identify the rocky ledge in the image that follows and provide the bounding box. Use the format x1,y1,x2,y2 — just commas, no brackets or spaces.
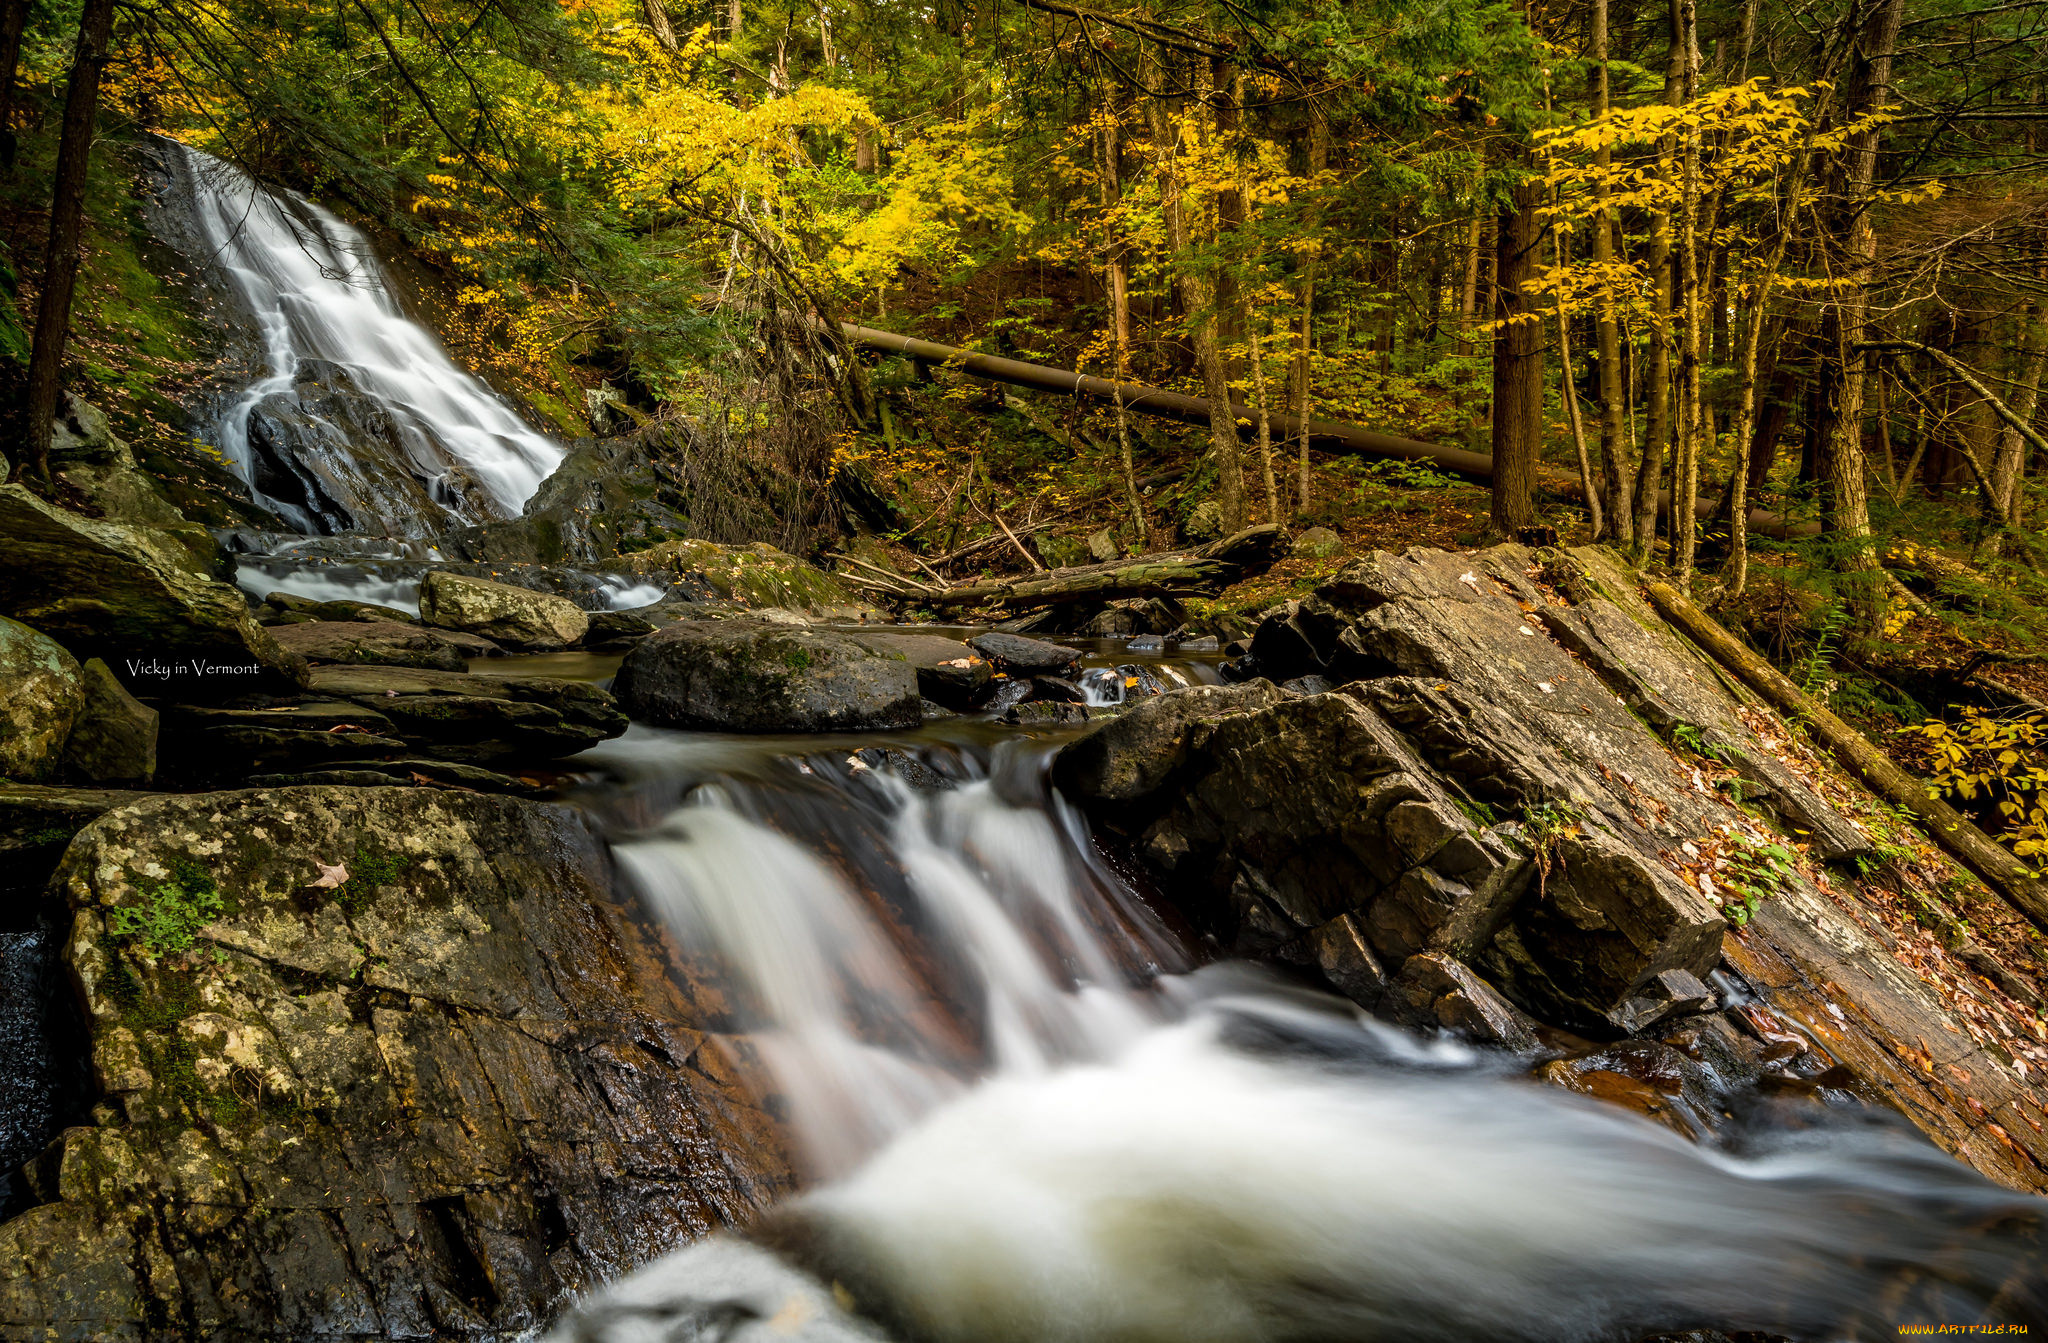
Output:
1059,543,2048,1192
0,786,792,1341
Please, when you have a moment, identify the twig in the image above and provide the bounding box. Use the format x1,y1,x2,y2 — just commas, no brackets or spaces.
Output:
996,512,1046,571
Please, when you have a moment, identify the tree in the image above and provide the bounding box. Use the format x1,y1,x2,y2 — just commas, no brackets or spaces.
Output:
13,0,117,487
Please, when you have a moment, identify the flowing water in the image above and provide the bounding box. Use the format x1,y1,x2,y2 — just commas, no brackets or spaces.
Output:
164,143,564,536
549,712,2048,1342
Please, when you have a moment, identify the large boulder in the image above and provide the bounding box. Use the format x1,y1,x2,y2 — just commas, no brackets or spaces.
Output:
0,786,792,1339
967,631,1081,678
0,617,85,782
49,394,220,577
435,429,694,565
57,658,158,787
0,485,306,699
268,618,469,672
843,631,991,709
419,571,589,650
615,539,877,621
616,622,922,733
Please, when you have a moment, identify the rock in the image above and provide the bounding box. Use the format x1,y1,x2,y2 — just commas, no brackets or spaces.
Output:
435,427,694,565
1077,605,1141,637
968,632,1081,677
1127,635,1164,653
1305,912,1387,1009
615,622,922,733
1035,534,1089,569
57,659,158,787
0,784,156,908
1053,681,1288,805
49,394,220,577
1182,499,1224,542
246,758,548,797
844,632,992,710
0,485,307,699
585,610,659,650
267,618,469,671
1173,635,1220,652
0,617,85,783
1000,701,1099,727
0,787,791,1337
419,572,590,651
262,590,418,625
614,539,876,620
429,627,504,659
1086,528,1123,564
1280,676,1333,697
1292,526,1342,559
1028,676,1087,704
1384,953,1541,1052
1538,1038,1725,1139
1607,968,1718,1035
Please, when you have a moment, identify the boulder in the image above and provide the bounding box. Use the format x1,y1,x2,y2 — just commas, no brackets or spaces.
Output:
0,617,85,782
1384,952,1541,1052
49,394,220,577
1181,499,1224,542
0,784,155,909
0,786,791,1338
435,428,695,565
420,571,590,650
844,631,991,709
57,659,158,786
0,485,307,699
1053,680,1288,806
1292,526,1342,559
968,631,1081,677
614,539,877,621
585,610,659,651
262,590,418,625
268,618,469,672
1086,528,1123,563
1035,534,1090,569
615,622,921,733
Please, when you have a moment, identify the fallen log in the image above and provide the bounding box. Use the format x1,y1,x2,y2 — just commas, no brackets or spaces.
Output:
1646,581,2048,935
904,523,1284,610
844,324,1820,541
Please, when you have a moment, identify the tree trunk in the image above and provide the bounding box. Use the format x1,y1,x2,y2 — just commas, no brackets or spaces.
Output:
14,0,116,487
1589,0,1632,541
1552,185,1602,537
1147,56,1244,533
1816,0,1908,623
1671,0,1704,590
1292,110,1330,513
1490,178,1542,535
642,0,679,50
1984,289,2046,554
1098,83,1144,539
0,0,31,171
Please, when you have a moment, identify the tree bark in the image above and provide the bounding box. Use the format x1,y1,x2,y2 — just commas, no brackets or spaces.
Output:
1671,0,1704,590
1490,178,1543,535
15,0,116,488
1291,109,1330,513
1097,83,1144,539
1630,10,1686,560
905,525,1285,609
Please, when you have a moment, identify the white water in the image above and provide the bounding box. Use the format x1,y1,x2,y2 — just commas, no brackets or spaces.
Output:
169,143,563,533
560,742,2047,1341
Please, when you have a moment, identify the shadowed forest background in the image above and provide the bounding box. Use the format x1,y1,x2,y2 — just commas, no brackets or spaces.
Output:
2,0,2048,873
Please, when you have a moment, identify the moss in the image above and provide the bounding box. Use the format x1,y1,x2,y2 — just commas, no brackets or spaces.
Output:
332,840,411,914
783,646,814,671
108,858,234,958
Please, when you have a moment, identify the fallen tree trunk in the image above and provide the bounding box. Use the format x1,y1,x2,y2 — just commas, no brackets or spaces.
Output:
844,324,1820,541
878,524,1285,610
1647,581,2048,935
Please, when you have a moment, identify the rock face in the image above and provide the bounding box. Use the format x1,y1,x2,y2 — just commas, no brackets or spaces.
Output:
420,572,590,650
0,787,793,1340
57,659,159,787
268,618,470,672
0,618,85,783
436,430,694,565
843,632,991,710
0,485,306,699
616,622,922,733
48,394,221,578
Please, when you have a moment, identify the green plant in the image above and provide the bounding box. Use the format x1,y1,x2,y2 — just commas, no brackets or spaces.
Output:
1520,800,1585,893
108,859,229,957
1799,598,1851,702
1717,834,1799,927
1897,707,2048,869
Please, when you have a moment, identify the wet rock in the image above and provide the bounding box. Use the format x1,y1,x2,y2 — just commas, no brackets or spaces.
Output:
1173,635,1220,653
1126,635,1164,653
1028,676,1087,704
616,622,921,733
48,395,220,577
1000,701,1099,727
1540,1039,1725,1140
1053,681,1288,805
844,632,991,710
1305,912,1387,1009
0,617,85,783
0,485,307,699
1077,605,1142,638
0,785,155,908
261,589,417,625
1280,675,1332,697
420,572,589,651
436,428,695,565
1292,526,1342,559
846,748,954,791
57,659,158,787
1384,953,1540,1052
967,632,1081,678
0,786,792,1339
979,681,1032,716
1608,968,1719,1035
246,758,548,797
268,618,469,671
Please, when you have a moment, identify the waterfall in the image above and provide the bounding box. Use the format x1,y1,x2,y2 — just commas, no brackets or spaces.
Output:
164,143,564,536
558,731,2048,1341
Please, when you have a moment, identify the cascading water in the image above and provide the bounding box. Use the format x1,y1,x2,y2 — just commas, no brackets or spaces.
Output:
554,724,2048,1342
163,142,564,536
